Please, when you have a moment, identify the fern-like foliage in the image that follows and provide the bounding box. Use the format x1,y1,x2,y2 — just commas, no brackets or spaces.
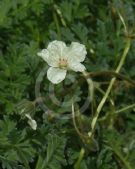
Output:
35,135,66,169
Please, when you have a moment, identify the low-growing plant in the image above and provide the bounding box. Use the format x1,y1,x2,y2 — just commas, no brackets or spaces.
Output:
0,0,135,169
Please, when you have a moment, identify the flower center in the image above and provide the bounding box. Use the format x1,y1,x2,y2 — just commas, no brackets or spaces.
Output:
58,58,68,68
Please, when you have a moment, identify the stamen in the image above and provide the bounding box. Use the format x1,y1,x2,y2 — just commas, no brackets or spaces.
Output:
59,58,68,68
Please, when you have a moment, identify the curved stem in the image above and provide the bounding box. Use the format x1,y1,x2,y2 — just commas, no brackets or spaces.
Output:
89,37,131,137
86,71,135,86
72,103,88,140
82,71,94,103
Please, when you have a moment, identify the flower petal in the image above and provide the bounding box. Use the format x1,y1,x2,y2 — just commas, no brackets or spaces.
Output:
67,42,87,62
47,67,67,84
69,62,86,72
25,114,37,130
37,49,58,67
48,40,67,59
27,119,37,130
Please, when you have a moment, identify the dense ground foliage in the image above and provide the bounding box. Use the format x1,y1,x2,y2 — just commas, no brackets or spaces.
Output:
0,0,135,168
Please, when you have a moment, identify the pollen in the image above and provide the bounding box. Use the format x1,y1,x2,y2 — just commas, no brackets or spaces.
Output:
58,58,68,68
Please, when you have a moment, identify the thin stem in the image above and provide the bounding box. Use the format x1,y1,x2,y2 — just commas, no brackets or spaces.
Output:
54,4,67,27
115,103,135,114
99,103,135,122
74,148,85,169
82,71,95,115
96,86,115,107
72,103,88,140
111,146,133,169
86,71,135,86
53,8,61,39
83,71,94,103
117,11,128,34
89,37,131,137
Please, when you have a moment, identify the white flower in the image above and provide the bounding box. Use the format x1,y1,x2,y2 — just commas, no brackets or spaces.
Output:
38,40,87,84
25,114,37,130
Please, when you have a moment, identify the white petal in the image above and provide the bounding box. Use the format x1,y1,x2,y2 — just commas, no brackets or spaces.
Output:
69,62,86,72
48,40,67,59
28,119,37,130
25,114,37,130
67,42,87,62
47,67,67,84
37,49,58,67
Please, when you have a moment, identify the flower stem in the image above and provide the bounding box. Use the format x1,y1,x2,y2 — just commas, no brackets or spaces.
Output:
53,7,61,39
111,145,133,169
74,148,85,169
86,71,135,86
72,103,88,140
89,37,131,137
98,103,135,122
115,103,135,114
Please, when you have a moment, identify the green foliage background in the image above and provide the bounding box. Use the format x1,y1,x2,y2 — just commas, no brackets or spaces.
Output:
0,0,135,168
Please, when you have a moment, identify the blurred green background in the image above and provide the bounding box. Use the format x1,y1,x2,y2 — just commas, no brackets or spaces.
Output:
0,0,135,169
